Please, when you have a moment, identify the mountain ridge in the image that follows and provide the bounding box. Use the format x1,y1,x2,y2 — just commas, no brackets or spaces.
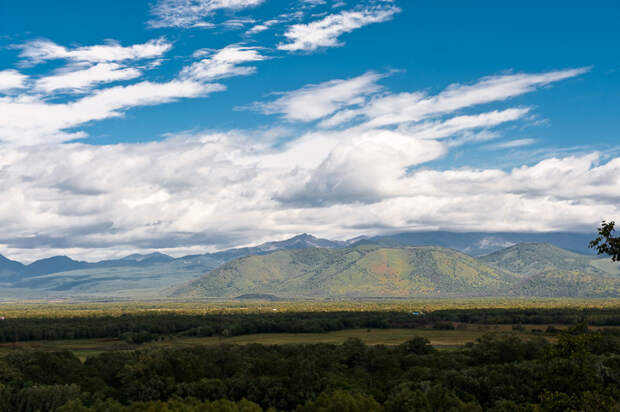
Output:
171,243,619,299
0,232,614,300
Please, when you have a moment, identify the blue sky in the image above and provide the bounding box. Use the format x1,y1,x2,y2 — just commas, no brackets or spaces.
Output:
0,0,619,261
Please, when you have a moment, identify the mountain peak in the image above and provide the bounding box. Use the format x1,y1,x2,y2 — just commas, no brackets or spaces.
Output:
25,255,88,277
121,252,173,262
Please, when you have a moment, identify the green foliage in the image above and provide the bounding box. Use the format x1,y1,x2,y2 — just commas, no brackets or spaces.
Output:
590,221,620,262
296,390,383,412
399,337,435,355
4,306,620,345
0,326,619,411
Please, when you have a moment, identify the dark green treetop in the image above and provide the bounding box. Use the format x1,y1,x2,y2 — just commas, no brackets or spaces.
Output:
589,221,620,262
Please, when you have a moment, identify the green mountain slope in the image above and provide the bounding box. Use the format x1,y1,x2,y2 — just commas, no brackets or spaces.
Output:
510,270,620,298
478,243,620,297
11,261,210,299
171,245,516,298
479,243,620,278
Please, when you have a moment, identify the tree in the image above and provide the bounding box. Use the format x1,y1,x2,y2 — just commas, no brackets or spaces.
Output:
589,221,620,262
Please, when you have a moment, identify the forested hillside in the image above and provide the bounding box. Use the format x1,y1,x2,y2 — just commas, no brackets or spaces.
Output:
173,244,620,299
171,245,517,298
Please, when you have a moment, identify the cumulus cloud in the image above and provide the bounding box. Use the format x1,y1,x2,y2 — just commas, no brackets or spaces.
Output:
180,45,266,81
149,0,265,28
278,5,400,51
0,134,617,261
0,70,28,91
17,38,172,65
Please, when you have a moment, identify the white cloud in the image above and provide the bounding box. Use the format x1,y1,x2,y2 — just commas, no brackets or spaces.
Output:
246,19,280,35
0,133,617,261
180,45,266,81
403,108,530,141
486,138,537,149
322,68,589,129
278,5,400,51
251,69,587,133
0,80,224,144
0,64,613,261
249,71,383,121
276,128,447,205
149,0,265,28
34,63,142,93
222,17,256,29
17,38,172,65
0,70,28,91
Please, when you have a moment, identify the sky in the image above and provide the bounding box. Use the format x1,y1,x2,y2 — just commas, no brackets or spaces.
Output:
0,0,619,262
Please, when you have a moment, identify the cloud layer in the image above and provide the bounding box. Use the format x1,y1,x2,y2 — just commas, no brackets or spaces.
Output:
2,59,617,261
1,2,617,262
0,134,617,262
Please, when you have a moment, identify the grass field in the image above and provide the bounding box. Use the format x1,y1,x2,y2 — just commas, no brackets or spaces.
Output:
2,297,620,318
0,324,593,361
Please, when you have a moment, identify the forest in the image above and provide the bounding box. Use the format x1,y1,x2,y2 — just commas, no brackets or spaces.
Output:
1,322,619,411
1,303,620,411
2,306,620,344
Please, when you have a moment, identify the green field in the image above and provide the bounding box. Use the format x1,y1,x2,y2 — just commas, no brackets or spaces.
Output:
2,297,620,318
0,325,590,361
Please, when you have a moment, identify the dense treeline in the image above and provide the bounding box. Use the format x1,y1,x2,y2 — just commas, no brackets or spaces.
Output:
2,307,620,343
427,307,620,326
1,324,619,411
0,312,415,343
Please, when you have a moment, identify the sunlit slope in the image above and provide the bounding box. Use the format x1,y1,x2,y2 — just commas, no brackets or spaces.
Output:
171,245,516,298
479,243,620,297
510,270,620,297
479,243,620,278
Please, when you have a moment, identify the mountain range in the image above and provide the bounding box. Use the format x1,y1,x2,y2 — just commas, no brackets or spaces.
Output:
0,231,617,300
171,243,620,299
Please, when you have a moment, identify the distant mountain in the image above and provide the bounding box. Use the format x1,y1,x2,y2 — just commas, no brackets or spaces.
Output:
93,252,176,268
11,261,206,297
479,243,619,278
478,243,620,298
25,256,89,276
0,254,25,283
172,243,620,299
4,235,344,298
171,245,516,299
356,231,597,256
258,233,345,250
0,232,613,300
207,233,345,260
510,270,620,298
119,252,175,263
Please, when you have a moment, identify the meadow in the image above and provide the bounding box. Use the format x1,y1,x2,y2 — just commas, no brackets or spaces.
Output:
2,296,620,317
